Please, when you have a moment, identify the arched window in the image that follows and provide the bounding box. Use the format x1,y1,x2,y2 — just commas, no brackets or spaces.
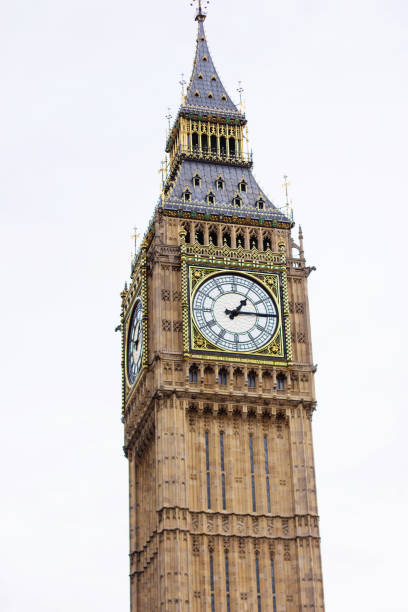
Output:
183,189,192,202
263,235,272,251
216,177,224,190
193,173,201,187
201,134,208,151
221,94,227,101
210,135,217,153
256,197,265,210
189,365,198,383
233,196,242,208
195,229,204,245
181,223,191,244
219,368,228,385
223,232,231,247
248,371,257,388
207,191,215,205
276,373,286,391
250,235,258,249
209,229,218,245
220,136,227,155
192,133,199,150
229,137,236,156
239,180,247,193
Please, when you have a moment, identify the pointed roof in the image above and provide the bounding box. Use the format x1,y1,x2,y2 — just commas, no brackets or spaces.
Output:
183,18,241,116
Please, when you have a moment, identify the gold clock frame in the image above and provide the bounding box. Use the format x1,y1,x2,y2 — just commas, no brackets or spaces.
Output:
123,265,148,401
180,235,293,366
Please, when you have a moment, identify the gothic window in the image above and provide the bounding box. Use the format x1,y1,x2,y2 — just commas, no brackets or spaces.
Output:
232,195,242,208
250,235,258,249
208,92,214,99
209,229,218,245
239,180,247,193
248,370,257,388
183,188,192,202
198,73,203,79
249,434,256,511
229,137,236,156
209,552,215,611
194,90,200,97
201,134,208,150
210,134,217,153
216,177,224,190
211,75,217,81
193,173,201,187
220,432,226,510
192,133,199,149
255,555,262,611
220,136,227,155
221,94,227,101
202,55,208,62
225,551,230,611
218,368,228,385
189,365,198,383
263,235,272,251
236,233,244,248
271,557,277,612
256,197,265,210
195,229,204,244
205,431,211,509
182,223,191,243
222,232,231,247
207,191,215,205
276,373,286,391
264,437,271,513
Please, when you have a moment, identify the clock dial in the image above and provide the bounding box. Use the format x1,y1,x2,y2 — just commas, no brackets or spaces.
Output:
127,298,143,385
192,273,278,352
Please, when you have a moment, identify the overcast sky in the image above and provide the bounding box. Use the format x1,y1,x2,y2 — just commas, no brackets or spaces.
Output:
1,1,407,610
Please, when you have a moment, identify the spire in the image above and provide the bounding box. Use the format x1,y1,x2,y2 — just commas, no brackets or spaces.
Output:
184,18,240,115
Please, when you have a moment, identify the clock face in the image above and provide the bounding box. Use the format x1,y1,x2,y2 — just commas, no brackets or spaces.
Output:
127,298,143,385
192,273,278,353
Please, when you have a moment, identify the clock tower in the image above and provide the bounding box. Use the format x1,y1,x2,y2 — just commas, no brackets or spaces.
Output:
120,6,325,611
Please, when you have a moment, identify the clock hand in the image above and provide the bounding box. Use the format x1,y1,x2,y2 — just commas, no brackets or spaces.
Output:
235,311,277,318
225,299,247,319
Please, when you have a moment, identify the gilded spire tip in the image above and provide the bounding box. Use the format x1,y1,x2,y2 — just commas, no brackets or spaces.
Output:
190,0,209,21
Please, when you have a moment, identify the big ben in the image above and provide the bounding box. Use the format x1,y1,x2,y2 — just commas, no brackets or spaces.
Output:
120,4,325,610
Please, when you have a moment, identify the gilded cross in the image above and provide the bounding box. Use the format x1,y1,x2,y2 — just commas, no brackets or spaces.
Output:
179,73,186,96
131,227,140,253
282,175,291,205
158,159,167,186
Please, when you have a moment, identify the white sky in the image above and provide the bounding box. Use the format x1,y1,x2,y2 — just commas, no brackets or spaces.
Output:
1,0,407,610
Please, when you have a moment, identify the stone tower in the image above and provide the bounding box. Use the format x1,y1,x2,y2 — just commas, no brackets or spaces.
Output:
120,7,325,611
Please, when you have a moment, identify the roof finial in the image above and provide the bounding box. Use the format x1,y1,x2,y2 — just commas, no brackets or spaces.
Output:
237,81,244,113
190,0,209,21
165,107,172,133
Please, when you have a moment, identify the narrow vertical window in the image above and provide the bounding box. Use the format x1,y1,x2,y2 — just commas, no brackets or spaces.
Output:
220,432,226,509
249,434,256,512
225,553,230,612
205,431,211,509
255,556,262,612
210,553,215,612
264,436,271,513
271,557,277,612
